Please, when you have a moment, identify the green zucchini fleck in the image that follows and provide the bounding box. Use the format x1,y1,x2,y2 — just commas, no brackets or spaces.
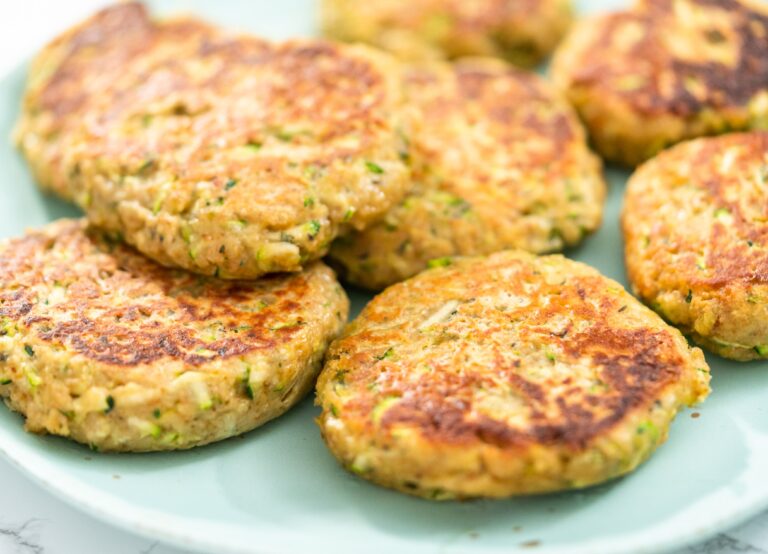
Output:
137,158,155,175
427,257,452,269
241,367,254,399
754,345,768,356
225,179,237,190
306,220,321,239
152,191,166,215
685,290,693,303
714,207,730,219
275,130,294,142
25,369,42,388
636,421,659,442
365,161,384,174
372,396,400,424
24,345,35,357
180,225,193,244
334,369,348,385
105,395,115,414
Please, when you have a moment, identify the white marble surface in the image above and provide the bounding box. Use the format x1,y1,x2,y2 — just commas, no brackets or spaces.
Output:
0,2,767,553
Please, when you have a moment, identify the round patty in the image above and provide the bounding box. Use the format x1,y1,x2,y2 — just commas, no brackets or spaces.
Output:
551,0,768,166
623,131,768,361
0,219,348,452
14,2,410,279
316,250,710,499
321,0,572,68
329,59,605,290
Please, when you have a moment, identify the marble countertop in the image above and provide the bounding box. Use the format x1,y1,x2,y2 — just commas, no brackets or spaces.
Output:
1,2,767,553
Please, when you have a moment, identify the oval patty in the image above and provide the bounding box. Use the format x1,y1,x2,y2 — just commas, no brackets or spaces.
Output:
316,250,709,499
623,131,768,361
329,59,605,290
321,0,573,68
552,0,768,166
14,2,410,279
0,219,348,452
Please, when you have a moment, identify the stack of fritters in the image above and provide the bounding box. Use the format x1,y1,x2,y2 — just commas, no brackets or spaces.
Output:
5,0,737,504
8,2,427,450
0,220,348,451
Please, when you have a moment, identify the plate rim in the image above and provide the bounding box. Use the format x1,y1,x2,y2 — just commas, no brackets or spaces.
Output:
2,422,768,554
1,1,768,552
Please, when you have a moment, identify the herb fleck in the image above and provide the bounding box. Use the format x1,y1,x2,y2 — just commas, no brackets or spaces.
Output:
137,158,156,175
306,220,321,239
427,257,452,269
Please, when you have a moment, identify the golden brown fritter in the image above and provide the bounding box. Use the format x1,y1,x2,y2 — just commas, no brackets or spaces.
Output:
316,250,709,499
623,131,768,361
321,0,573,68
14,2,410,279
0,219,348,451
329,59,605,290
552,0,768,166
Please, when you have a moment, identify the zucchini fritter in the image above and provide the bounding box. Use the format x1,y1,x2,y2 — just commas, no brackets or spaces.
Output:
321,0,573,68
0,220,348,451
317,251,709,499
552,0,768,166
15,2,410,278
623,131,768,360
330,59,605,290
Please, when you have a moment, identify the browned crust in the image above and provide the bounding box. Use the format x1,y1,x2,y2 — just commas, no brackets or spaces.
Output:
16,2,409,278
0,220,333,367
408,60,578,174
322,0,573,67
31,4,389,144
376,327,682,450
328,59,605,289
562,0,768,118
321,251,703,451
624,131,768,291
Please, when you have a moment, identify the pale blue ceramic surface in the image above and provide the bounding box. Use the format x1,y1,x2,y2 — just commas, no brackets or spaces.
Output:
0,1,766,553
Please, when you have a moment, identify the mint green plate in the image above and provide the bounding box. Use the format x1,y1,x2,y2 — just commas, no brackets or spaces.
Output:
0,1,766,553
